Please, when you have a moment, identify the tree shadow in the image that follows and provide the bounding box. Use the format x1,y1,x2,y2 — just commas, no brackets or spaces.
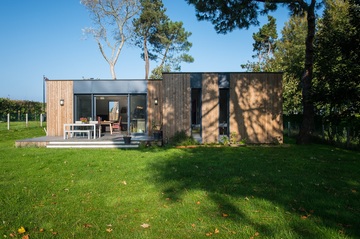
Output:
148,146,360,237
231,73,283,144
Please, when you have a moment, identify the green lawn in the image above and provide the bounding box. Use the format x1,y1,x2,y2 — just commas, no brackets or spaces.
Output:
0,121,46,132
0,127,359,238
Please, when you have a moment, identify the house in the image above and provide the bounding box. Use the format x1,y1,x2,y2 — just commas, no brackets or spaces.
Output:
46,72,283,144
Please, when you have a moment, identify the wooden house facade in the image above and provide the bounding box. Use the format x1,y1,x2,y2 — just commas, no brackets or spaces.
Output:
46,72,283,144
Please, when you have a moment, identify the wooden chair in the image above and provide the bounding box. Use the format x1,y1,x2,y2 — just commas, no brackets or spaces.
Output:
112,116,121,133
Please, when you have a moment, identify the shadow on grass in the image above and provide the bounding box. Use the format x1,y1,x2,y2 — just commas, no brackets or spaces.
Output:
148,145,360,238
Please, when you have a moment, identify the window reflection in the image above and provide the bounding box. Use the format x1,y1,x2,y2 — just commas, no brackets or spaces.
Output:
75,95,91,121
130,95,146,134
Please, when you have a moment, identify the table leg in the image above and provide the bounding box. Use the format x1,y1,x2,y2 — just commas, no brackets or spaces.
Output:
93,125,96,139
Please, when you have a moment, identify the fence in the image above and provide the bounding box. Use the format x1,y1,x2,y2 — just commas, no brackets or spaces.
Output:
0,113,46,131
284,115,360,149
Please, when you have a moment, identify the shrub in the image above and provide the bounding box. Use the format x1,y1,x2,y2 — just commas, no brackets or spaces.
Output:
168,130,199,146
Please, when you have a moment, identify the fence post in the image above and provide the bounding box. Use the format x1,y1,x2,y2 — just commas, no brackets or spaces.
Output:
26,113,29,127
7,113,10,130
40,113,43,127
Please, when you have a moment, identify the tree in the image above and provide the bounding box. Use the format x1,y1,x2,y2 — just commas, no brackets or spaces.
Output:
148,20,194,79
133,0,168,79
81,0,141,79
243,14,306,114
275,15,307,115
314,0,360,126
133,0,194,80
186,0,322,144
241,15,278,72
149,64,171,79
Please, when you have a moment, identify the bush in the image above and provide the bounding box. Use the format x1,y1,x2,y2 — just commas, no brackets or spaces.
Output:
168,130,199,146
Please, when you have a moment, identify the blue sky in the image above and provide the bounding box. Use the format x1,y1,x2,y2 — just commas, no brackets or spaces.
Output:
0,0,290,102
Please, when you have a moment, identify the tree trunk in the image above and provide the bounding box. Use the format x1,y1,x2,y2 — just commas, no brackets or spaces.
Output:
297,3,316,144
110,63,116,80
144,38,149,80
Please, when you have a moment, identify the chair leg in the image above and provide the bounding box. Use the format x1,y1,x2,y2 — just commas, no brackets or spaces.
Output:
97,126,101,137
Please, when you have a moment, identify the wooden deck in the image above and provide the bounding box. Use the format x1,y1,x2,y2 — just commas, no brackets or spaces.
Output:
15,133,161,148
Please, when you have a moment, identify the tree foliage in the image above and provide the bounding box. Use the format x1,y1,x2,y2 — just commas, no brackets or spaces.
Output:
314,0,360,124
147,17,194,78
133,0,168,79
244,0,359,139
243,14,306,115
241,15,278,72
133,0,194,79
252,15,277,71
150,64,171,79
276,15,307,115
81,0,141,79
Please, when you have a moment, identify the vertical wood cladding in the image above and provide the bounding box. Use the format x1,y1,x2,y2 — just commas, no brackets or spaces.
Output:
201,73,219,143
46,73,282,143
229,73,283,144
160,72,282,144
46,80,73,136
162,73,191,142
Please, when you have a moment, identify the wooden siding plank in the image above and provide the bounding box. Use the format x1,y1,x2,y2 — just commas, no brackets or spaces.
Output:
229,73,283,144
46,80,73,137
162,73,191,141
201,73,219,143
147,80,163,135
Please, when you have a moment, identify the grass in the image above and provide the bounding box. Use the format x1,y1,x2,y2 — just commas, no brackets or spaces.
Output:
0,121,45,131
0,128,359,238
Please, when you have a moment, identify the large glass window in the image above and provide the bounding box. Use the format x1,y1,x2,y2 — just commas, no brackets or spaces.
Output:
130,95,146,134
95,96,128,122
74,94,147,134
219,89,229,136
75,95,91,121
95,95,128,133
191,88,202,140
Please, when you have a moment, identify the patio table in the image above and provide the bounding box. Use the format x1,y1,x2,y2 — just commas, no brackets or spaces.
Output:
64,123,97,139
100,121,113,134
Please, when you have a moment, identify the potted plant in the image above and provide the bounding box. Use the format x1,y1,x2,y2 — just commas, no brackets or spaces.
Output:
152,121,162,140
80,117,88,123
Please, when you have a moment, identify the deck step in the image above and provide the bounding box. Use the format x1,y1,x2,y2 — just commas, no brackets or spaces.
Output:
46,140,140,149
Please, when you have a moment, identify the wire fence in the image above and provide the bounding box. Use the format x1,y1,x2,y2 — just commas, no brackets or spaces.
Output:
0,113,46,131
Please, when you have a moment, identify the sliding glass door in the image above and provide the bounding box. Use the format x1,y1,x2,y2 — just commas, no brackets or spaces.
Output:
95,95,128,122
129,95,146,134
74,94,147,135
